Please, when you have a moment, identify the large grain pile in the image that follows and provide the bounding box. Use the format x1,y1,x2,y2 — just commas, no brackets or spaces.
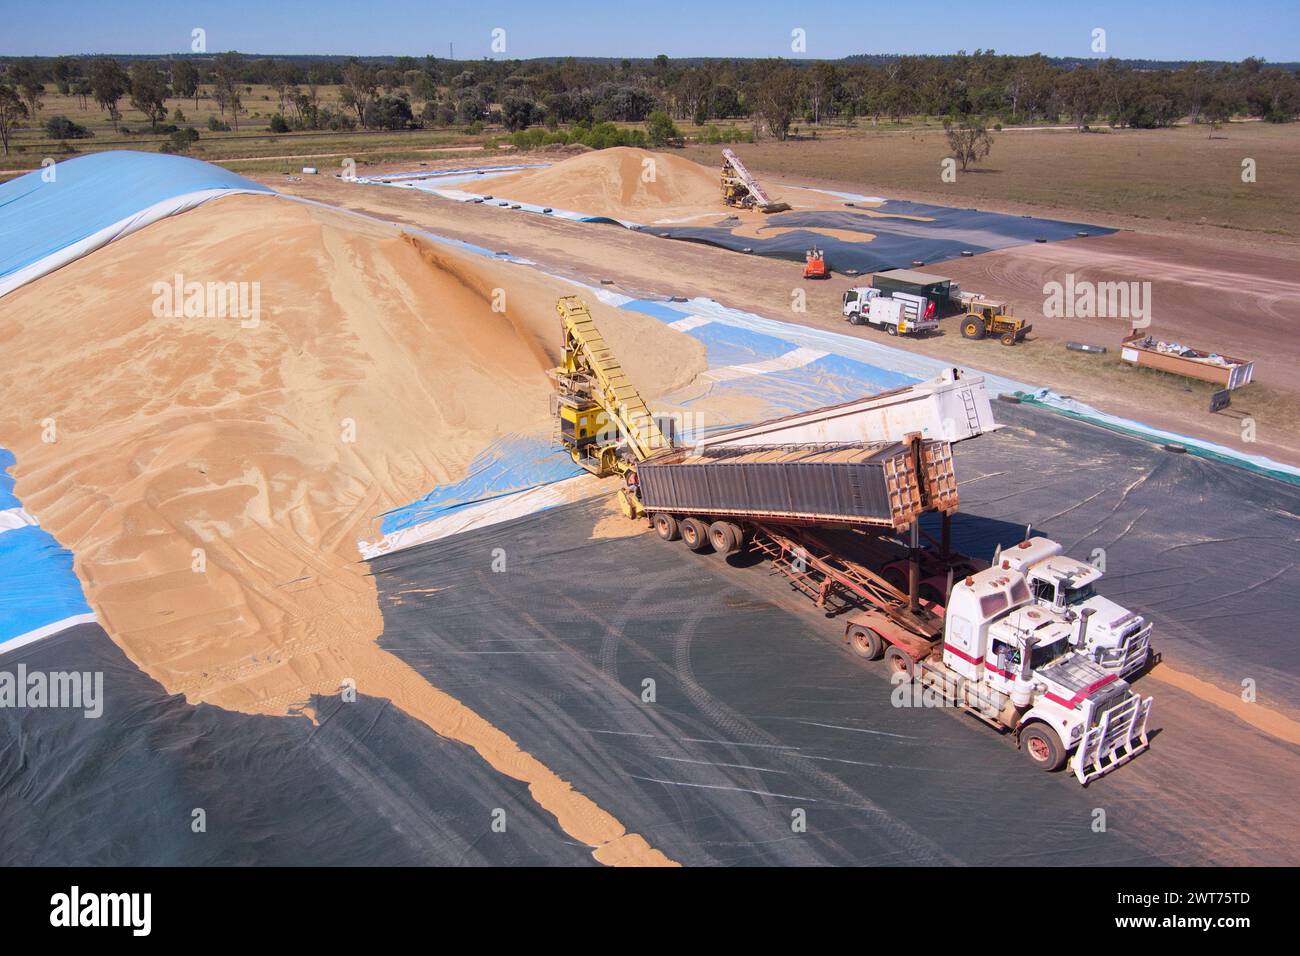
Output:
486,147,726,222
0,192,703,864
484,146,875,224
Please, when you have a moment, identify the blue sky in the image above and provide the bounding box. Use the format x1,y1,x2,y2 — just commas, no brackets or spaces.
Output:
3,0,1297,61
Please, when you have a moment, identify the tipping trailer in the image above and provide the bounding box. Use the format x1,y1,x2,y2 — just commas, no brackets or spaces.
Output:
548,295,1152,782
636,439,955,538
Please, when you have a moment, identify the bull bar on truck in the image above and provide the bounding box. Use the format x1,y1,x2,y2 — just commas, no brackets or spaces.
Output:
1070,692,1153,785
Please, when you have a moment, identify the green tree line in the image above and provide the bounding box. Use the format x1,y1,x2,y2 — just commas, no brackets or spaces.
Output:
1,50,1296,155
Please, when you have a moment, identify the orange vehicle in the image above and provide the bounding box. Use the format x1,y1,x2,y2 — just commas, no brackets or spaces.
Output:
803,247,829,279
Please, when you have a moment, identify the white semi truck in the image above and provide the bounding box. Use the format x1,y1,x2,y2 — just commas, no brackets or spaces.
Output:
881,535,1154,679
842,288,939,337
842,563,1153,783
999,538,1153,678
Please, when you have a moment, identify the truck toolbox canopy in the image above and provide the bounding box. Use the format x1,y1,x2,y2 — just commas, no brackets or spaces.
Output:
872,269,951,286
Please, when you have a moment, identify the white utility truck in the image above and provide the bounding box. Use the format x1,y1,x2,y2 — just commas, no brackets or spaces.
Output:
999,538,1153,677
842,289,939,337
844,564,1153,783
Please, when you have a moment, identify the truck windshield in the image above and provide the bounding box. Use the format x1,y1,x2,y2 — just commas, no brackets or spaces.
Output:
1031,640,1068,669
1063,582,1096,606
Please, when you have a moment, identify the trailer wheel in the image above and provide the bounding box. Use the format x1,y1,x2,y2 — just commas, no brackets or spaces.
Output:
1020,724,1067,772
652,513,680,541
847,626,885,661
962,319,985,340
708,521,742,555
681,517,711,553
1000,332,1017,347
884,646,915,680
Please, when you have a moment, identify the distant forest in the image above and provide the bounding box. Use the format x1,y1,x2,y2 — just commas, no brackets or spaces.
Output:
2,50,1297,143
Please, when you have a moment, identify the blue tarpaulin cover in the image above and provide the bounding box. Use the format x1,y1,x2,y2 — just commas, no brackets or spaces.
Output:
0,451,94,648
0,150,271,288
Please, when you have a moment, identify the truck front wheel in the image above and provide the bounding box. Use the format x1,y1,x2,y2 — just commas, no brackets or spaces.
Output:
1020,724,1067,772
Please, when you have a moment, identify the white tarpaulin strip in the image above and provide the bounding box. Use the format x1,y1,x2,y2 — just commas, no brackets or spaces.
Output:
668,315,714,333
0,507,39,533
359,474,605,560
2,613,98,655
702,346,830,382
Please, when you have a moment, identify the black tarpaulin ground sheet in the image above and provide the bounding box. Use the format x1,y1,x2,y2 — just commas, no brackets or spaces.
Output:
4,402,1296,865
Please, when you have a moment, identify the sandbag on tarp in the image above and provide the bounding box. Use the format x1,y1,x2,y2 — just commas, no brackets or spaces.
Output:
0,150,272,297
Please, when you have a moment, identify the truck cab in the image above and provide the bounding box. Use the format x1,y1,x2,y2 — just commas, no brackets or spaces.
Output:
999,538,1152,677
842,287,881,322
937,566,1151,782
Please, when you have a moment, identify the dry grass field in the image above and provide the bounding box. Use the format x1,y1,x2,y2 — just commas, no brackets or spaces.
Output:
10,83,1299,241
681,121,1300,238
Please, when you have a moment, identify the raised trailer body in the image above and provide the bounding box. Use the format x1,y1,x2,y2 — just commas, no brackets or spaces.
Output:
693,371,1000,449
